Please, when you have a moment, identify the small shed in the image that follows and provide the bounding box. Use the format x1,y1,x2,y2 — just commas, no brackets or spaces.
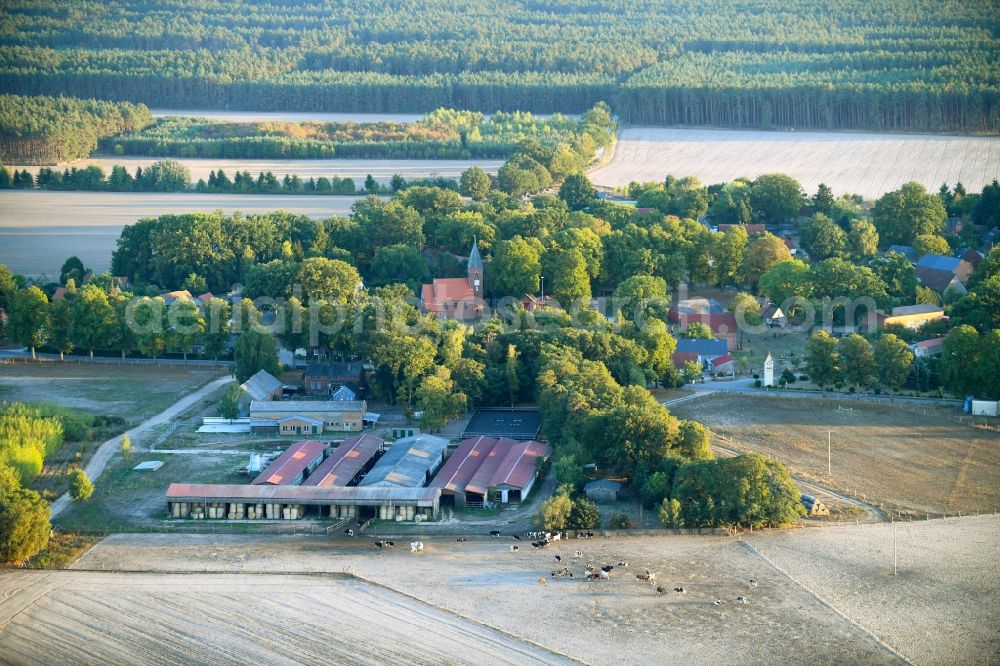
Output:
585,479,622,503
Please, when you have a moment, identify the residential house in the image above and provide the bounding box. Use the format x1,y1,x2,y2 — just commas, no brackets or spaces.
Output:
522,293,556,312
162,289,193,306
958,248,983,270
671,351,701,371
886,245,916,261
911,337,945,357
420,241,485,320
669,297,724,320
675,312,738,350
303,361,365,396
674,338,729,366
330,385,357,401
915,254,974,296
710,353,736,378
761,303,787,327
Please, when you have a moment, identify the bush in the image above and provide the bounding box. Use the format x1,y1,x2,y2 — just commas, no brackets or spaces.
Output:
608,512,631,529
68,468,94,501
754,379,762,388
798,374,809,381
0,485,51,564
752,373,760,379
568,498,600,529
834,381,844,389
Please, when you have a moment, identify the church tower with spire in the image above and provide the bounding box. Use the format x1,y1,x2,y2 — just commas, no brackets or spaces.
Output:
468,239,483,297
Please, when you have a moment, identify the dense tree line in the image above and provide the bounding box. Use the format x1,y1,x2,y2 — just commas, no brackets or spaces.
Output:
100,110,581,160
1,0,995,132
0,94,152,163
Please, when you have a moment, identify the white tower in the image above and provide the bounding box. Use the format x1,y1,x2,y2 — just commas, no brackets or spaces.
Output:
763,352,775,387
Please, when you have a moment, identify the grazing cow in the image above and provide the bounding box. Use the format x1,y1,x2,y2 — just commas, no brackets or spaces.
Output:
410,541,424,553
712,598,722,606
456,537,468,542
374,541,384,550
512,534,521,541
737,596,748,604
673,587,686,594
490,530,501,538
345,528,354,537
552,532,561,541
385,541,394,548
510,545,519,552
554,555,561,561
601,564,614,573
749,579,758,587
598,569,610,580
618,561,629,567
655,586,666,595
573,550,583,559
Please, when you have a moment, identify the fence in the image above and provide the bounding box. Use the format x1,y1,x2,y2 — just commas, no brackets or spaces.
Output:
0,353,231,369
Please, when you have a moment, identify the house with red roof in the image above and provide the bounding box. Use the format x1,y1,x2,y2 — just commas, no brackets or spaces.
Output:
710,353,735,378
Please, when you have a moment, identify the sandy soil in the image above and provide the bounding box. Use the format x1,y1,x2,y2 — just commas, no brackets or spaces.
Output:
0,191,369,276
0,571,569,665
9,157,502,186
64,531,906,665
671,394,1000,516
588,128,1000,199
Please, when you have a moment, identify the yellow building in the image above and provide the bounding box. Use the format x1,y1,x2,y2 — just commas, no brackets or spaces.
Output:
249,400,367,434
882,304,945,330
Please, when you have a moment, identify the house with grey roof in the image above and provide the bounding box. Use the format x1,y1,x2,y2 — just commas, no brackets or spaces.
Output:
238,369,283,414
674,338,729,365
915,254,973,295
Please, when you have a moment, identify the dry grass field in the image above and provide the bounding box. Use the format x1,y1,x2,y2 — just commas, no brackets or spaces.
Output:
54,517,1000,665
0,361,222,420
10,157,502,185
589,128,1000,199
671,394,1000,516
0,571,570,665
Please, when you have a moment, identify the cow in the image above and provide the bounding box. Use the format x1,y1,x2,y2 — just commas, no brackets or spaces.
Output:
345,528,355,537
410,541,424,553
512,534,522,541
489,530,501,538
749,579,758,587
510,545,519,552
673,587,686,594
655,586,666,595
635,570,655,583
712,598,722,606
737,596,748,604
456,537,468,543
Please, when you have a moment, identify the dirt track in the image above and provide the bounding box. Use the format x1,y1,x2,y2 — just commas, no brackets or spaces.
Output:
0,571,569,665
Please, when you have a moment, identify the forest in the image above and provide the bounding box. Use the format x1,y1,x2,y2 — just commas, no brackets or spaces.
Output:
0,0,996,132
100,110,581,159
0,94,152,163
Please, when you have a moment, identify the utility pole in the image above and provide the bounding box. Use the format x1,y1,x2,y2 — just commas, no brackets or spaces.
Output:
540,276,545,300
892,520,898,576
824,430,834,477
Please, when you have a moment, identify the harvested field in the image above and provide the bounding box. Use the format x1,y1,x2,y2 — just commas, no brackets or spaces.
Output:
670,394,1000,515
69,531,902,665
0,191,368,276
0,361,222,421
0,571,568,665
10,157,502,185
589,128,1000,199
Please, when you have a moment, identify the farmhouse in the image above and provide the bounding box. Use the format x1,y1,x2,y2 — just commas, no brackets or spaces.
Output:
761,303,787,327
675,312,738,350
303,434,384,487
670,297,724,318
237,369,282,414
359,434,449,488
711,353,736,378
671,350,700,370
584,479,622,503
915,254,974,295
882,304,946,330
420,241,485,320
252,440,327,486
431,436,548,506
461,409,542,440
249,400,367,434
330,385,357,401
303,362,364,396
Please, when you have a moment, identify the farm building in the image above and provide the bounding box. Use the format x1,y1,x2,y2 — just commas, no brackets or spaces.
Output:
237,369,283,414
584,479,622,503
249,400,366,433
166,483,440,522
671,350,700,370
303,362,365,396
461,409,542,440
881,304,945,330
360,434,449,488
331,385,357,401
302,434,384,487
674,312,738,350
252,440,327,486
430,437,549,506
964,398,999,417
669,297,724,318
915,254,973,295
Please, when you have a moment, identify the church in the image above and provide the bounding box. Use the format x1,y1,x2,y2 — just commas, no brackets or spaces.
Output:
420,241,486,320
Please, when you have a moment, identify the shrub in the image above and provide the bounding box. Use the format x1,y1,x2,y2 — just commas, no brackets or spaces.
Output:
798,374,809,381
68,468,94,501
568,498,600,529
754,379,762,388
0,484,51,564
608,512,631,529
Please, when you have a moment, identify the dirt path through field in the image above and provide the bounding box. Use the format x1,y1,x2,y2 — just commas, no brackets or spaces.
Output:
48,375,233,519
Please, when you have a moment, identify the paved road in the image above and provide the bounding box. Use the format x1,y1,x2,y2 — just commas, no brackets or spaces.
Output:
49,375,234,519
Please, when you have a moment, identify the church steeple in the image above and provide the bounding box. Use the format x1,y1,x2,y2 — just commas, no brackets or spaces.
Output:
468,238,483,297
